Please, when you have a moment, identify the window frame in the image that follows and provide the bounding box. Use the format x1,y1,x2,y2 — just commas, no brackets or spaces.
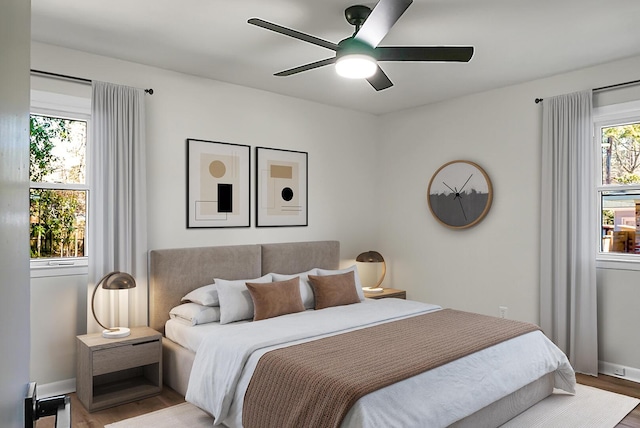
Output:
30,90,91,277
595,99,640,270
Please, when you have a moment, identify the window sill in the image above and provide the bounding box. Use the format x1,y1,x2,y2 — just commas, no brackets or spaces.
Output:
596,256,640,271
30,258,88,278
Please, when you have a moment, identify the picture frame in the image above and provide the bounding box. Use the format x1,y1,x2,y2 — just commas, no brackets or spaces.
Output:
427,160,493,229
256,147,308,227
186,138,250,228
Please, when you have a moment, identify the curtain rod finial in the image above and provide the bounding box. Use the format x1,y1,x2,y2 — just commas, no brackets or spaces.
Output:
145,88,154,95
535,98,543,104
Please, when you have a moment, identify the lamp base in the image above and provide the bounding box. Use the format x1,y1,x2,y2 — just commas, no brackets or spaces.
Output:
363,287,384,294
102,327,131,339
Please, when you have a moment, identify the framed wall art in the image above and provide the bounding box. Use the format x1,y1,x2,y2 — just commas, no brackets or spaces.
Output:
256,147,308,227
427,160,493,229
187,138,250,228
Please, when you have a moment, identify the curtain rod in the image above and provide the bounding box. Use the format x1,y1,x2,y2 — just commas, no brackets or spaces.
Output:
30,69,154,95
534,78,640,104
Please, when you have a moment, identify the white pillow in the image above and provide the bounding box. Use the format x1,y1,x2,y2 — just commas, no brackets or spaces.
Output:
271,268,318,309
181,283,219,306
216,274,272,324
169,303,221,326
315,265,365,302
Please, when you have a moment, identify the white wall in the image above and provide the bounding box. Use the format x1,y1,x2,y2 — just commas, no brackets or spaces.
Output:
0,0,31,426
30,42,380,389
377,54,640,376
30,274,87,385
30,41,640,388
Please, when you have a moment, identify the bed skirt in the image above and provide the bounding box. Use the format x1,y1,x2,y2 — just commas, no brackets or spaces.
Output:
163,338,195,397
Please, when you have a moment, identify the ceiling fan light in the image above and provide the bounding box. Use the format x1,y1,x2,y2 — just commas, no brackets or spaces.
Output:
335,54,377,79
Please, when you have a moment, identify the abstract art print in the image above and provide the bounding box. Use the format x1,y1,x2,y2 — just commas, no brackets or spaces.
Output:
256,147,308,227
187,139,250,228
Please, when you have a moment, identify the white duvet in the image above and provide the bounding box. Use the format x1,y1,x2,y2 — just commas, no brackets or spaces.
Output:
185,299,575,428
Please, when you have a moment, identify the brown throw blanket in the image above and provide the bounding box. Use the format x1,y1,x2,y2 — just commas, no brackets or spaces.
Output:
242,308,540,428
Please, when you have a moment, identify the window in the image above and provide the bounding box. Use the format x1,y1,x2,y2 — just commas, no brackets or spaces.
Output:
596,100,640,262
30,90,90,275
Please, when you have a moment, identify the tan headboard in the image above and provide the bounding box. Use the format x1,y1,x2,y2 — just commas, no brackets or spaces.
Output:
148,241,340,333
261,241,339,274
149,244,261,333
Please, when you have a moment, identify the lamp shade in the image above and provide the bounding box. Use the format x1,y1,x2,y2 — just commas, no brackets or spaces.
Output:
356,251,386,289
356,251,385,263
101,271,136,290
91,271,136,338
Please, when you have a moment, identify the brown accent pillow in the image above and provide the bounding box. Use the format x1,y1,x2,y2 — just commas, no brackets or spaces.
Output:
246,277,305,321
308,271,360,310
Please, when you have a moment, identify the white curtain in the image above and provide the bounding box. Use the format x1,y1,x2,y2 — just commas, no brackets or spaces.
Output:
540,90,598,375
88,81,148,333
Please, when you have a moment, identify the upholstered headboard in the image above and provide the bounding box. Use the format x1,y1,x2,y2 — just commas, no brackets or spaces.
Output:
148,240,340,333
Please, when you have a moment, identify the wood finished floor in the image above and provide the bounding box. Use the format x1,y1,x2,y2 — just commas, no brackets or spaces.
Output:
35,387,185,428
37,374,640,428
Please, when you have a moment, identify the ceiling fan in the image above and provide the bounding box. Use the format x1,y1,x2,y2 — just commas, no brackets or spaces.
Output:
248,0,474,91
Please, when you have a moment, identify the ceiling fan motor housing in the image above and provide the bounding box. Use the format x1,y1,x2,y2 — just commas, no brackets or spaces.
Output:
337,37,375,59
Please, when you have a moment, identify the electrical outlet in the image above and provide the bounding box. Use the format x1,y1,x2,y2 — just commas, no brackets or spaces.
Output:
614,366,626,376
499,306,508,319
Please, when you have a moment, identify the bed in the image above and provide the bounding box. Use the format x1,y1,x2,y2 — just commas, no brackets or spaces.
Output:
148,240,575,428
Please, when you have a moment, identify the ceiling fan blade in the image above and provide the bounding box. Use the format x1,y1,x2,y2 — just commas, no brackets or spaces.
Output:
274,57,336,77
354,0,413,48
248,18,339,51
366,66,394,91
376,46,474,62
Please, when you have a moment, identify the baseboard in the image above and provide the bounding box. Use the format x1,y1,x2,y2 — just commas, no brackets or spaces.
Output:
599,361,640,384
37,378,76,398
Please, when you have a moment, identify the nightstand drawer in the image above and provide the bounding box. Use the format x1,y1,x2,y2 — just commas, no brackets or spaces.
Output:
93,339,160,376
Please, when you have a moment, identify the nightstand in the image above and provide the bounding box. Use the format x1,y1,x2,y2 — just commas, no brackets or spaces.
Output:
364,288,406,300
76,326,162,412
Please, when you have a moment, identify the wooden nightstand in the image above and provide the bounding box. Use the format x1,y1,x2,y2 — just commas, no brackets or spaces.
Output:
364,288,406,300
76,326,162,412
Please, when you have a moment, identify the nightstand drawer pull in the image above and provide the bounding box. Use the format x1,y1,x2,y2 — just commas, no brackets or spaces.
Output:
132,339,159,346
93,340,160,376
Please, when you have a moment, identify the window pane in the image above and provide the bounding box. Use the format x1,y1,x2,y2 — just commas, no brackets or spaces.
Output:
30,114,86,184
601,122,640,185
601,190,640,253
30,189,86,259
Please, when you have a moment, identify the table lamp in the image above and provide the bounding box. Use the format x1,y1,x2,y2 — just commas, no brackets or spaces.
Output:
91,271,136,338
356,250,386,293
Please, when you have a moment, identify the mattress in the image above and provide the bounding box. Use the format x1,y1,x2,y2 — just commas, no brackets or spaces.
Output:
184,299,575,428
165,317,245,353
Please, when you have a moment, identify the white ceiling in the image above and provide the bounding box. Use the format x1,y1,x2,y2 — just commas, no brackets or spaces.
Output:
31,0,640,115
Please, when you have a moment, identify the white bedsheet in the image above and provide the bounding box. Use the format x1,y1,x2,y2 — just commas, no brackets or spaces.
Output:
185,299,575,428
